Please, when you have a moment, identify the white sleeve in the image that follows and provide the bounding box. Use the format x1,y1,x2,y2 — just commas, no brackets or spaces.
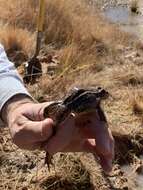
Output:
0,44,31,113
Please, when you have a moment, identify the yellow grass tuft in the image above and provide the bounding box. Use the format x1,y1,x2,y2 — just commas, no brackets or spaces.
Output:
128,90,143,116
0,24,34,57
0,0,37,30
132,96,143,116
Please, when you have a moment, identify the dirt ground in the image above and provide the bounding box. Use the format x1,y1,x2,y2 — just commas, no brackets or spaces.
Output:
1,0,143,189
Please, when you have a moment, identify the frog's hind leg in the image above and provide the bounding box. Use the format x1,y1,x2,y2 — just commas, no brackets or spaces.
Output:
45,152,54,172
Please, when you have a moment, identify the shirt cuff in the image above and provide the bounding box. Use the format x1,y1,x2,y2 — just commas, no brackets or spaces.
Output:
0,75,32,112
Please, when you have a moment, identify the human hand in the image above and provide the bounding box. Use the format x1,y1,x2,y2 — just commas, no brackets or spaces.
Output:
2,95,114,173
2,95,54,150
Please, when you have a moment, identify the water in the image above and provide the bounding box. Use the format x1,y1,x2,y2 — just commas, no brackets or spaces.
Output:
103,1,143,189
104,3,143,40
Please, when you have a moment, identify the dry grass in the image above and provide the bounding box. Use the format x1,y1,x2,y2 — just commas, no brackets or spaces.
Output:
0,0,131,60
1,0,143,189
0,0,37,30
129,90,143,116
0,24,34,56
39,154,94,190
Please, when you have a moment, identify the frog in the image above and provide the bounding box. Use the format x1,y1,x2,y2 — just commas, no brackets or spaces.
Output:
43,87,109,170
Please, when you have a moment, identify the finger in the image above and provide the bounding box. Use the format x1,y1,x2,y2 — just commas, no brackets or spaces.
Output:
27,118,54,142
13,118,54,147
23,102,55,121
38,101,55,120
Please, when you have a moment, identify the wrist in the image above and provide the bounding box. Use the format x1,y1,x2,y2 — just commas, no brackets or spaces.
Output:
1,94,35,124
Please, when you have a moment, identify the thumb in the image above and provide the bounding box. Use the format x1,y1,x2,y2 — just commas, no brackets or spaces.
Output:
39,118,54,141
18,118,54,143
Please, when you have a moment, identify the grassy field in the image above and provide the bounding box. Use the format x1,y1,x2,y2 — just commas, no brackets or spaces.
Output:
1,0,143,189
